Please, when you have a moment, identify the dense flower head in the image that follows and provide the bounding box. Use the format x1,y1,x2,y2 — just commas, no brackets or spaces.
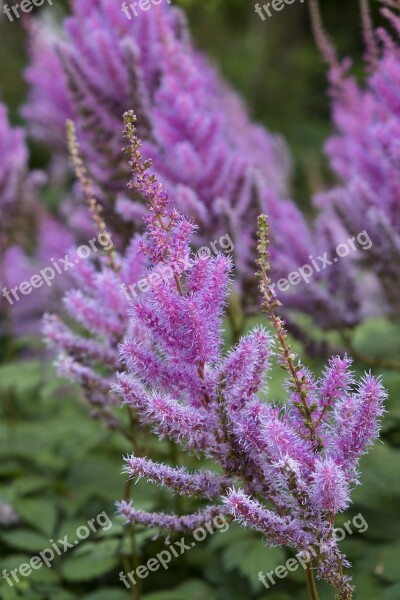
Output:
21,0,303,302
23,0,290,195
20,0,370,334
43,234,147,424
111,127,387,600
315,4,400,317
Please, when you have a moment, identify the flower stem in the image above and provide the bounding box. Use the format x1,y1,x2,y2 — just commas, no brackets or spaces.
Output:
306,563,320,600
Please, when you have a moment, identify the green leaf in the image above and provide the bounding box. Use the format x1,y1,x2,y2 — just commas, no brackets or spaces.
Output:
0,552,58,585
15,498,57,536
0,582,20,600
66,457,125,503
0,553,31,572
378,543,400,582
222,537,285,592
352,445,400,514
0,361,43,396
208,522,249,550
47,590,78,600
1,529,50,552
383,583,400,600
353,572,384,600
9,476,50,497
62,552,118,582
144,579,216,600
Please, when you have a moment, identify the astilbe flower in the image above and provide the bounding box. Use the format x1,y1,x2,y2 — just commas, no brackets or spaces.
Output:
311,0,400,318
22,0,368,334
43,121,149,425
22,0,306,300
114,114,386,600
43,234,147,427
0,104,73,337
23,0,290,197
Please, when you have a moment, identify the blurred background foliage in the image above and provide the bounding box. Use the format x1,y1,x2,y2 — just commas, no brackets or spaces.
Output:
1,1,400,600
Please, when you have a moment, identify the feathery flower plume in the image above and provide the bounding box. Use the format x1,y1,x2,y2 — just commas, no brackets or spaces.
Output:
44,122,147,428
22,1,367,335
311,0,400,318
21,0,297,303
114,115,386,600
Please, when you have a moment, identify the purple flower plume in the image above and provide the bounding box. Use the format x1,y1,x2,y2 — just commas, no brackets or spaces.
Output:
41,110,385,599
315,4,400,318
21,1,369,333
23,0,343,316
109,117,386,600
43,234,147,425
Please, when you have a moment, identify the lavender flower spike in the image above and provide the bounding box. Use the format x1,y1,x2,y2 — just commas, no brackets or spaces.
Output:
313,1,400,318
113,116,386,600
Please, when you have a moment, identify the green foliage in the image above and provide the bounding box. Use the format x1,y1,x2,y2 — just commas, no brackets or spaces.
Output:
1,315,400,599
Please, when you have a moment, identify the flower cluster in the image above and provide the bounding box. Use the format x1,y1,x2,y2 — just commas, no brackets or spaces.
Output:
314,2,400,318
114,115,386,600
0,498,19,527
21,0,369,334
43,234,146,426
21,0,299,299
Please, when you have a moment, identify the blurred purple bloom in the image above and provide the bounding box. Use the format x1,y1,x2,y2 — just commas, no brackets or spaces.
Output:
0,105,74,337
316,6,400,317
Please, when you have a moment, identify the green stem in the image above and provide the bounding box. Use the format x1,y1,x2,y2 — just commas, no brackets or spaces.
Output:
124,479,141,600
306,563,320,600
227,293,244,346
